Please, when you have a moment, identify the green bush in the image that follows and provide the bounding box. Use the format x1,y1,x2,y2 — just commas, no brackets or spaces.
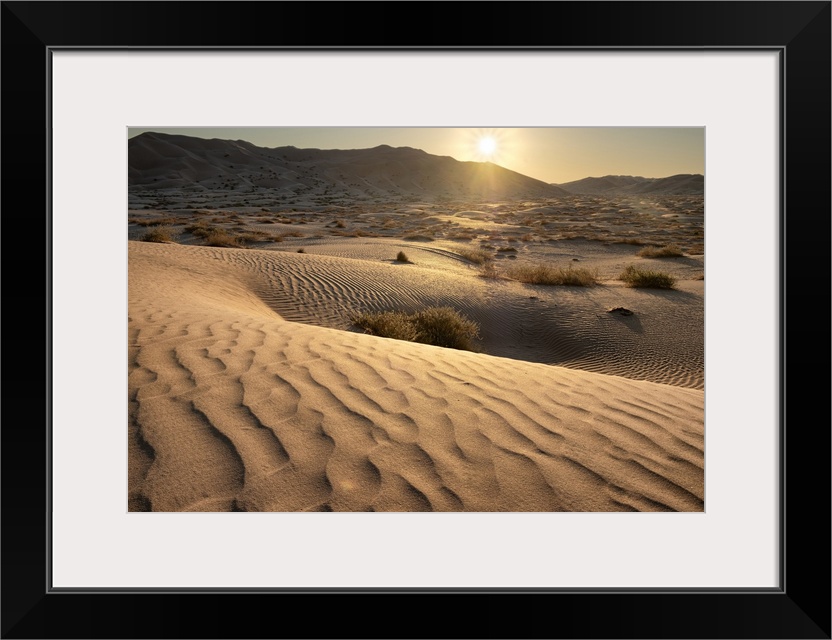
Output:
619,265,676,289
506,264,599,286
352,307,480,351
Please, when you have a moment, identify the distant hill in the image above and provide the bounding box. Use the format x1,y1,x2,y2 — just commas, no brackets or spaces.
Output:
129,132,571,200
554,174,704,195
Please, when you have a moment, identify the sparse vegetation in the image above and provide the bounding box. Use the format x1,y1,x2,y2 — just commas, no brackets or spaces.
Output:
352,307,480,351
637,244,684,258
133,217,177,227
458,247,492,265
203,229,243,248
506,264,600,286
612,238,648,246
619,265,677,289
139,226,178,243
185,223,216,238
395,251,412,263
478,261,500,279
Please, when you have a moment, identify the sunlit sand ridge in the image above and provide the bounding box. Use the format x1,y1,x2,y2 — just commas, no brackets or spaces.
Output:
129,241,704,512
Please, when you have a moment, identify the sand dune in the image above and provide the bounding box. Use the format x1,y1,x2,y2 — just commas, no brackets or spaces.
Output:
129,241,704,512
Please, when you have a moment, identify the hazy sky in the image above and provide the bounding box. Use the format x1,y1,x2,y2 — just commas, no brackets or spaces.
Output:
128,127,704,184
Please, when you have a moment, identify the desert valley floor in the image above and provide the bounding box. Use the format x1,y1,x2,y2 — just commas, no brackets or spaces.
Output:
128,192,704,512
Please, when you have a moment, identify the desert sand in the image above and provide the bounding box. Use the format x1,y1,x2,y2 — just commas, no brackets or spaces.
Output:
128,195,704,512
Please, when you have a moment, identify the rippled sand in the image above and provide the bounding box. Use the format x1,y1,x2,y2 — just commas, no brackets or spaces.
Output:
129,240,703,512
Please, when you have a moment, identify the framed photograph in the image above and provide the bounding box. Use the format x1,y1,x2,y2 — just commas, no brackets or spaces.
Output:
3,1,829,638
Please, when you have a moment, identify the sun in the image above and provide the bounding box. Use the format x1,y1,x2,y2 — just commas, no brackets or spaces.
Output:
478,135,498,159
464,128,511,165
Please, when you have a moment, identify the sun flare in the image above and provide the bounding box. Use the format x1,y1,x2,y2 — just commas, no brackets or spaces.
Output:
478,136,497,159
467,129,509,164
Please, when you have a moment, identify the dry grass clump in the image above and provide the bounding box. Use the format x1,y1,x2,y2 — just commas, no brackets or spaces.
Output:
185,223,215,238
332,228,379,238
506,264,600,286
478,262,500,279
236,230,276,244
619,265,676,289
133,217,177,227
139,226,178,243
352,307,480,351
395,251,412,263
637,244,685,258
203,229,243,248
458,247,492,265
353,311,419,342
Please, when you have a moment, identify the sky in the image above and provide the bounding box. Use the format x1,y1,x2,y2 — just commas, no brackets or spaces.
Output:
128,127,704,184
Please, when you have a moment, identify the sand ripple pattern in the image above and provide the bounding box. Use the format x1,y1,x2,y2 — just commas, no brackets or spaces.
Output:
129,242,704,512
162,241,703,389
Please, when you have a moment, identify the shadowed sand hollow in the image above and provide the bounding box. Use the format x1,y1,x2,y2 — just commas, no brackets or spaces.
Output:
129,241,704,512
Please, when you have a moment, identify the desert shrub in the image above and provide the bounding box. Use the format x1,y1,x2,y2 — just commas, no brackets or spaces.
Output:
478,262,500,279
612,238,648,246
134,217,177,227
139,226,177,243
203,229,243,248
236,230,278,244
352,311,420,342
619,265,676,289
458,248,492,265
352,307,480,351
636,244,684,258
185,223,215,238
413,307,480,350
395,251,412,263
506,264,599,286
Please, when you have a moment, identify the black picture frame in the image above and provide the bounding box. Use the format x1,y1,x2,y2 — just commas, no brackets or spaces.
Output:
2,2,829,638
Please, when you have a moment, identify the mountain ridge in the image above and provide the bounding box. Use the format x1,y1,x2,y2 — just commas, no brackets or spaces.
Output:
554,173,704,195
129,132,570,200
